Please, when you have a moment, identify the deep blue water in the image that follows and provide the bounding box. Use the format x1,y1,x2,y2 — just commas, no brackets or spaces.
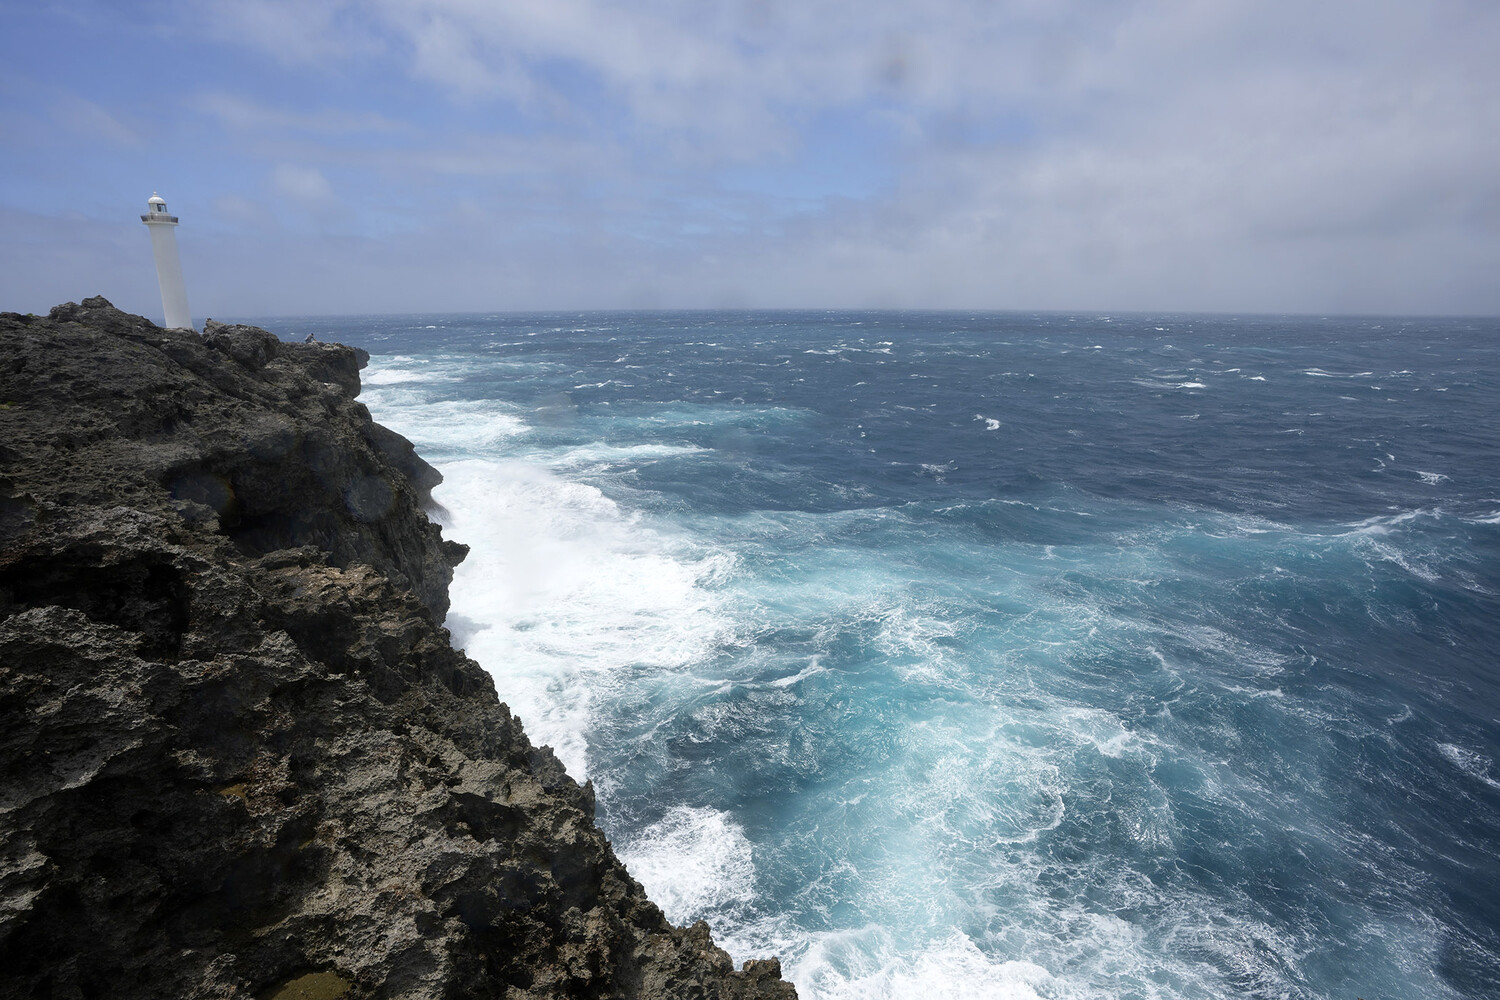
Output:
254,310,1500,1000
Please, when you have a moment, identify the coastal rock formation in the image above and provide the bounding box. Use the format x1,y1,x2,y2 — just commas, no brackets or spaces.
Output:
0,298,795,999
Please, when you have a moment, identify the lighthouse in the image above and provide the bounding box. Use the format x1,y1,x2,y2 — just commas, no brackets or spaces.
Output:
141,192,193,330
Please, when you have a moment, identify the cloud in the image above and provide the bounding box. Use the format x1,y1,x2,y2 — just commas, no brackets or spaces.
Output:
211,194,276,231
272,164,335,204
190,92,411,135
184,0,385,65
48,94,144,148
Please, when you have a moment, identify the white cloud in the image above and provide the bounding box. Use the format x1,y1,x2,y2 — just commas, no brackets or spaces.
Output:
49,94,144,148
185,0,385,64
272,164,335,204
210,194,276,231
190,92,410,135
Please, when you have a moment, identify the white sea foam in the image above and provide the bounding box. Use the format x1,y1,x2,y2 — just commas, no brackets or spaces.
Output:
1326,512,1452,581
359,396,530,454
1223,684,1285,699
768,656,831,688
1416,471,1449,484
1338,507,1438,535
1438,743,1500,789
433,459,734,776
795,930,1067,1000
873,604,963,679
363,368,438,385
1357,536,1442,582
548,441,708,469
616,806,756,925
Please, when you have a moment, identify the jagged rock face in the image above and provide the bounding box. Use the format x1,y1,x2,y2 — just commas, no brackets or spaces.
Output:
0,298,794,1000
1,301,460,621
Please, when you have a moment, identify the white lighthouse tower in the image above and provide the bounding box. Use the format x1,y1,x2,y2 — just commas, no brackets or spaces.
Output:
141,192,193,330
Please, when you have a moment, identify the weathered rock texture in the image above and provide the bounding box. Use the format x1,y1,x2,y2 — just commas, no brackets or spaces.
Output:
0,298,795,1000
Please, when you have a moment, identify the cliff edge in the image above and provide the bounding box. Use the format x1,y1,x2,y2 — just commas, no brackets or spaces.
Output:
0,298,795,999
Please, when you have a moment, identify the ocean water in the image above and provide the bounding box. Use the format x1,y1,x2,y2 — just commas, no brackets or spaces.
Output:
260,311,1500,1000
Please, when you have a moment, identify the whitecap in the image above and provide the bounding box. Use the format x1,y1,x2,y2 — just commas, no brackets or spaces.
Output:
434,459,735,777
616,806,757,926
549,441,708,469
362,368,432,386
874,605,963,676
796,930,1062,1000
1338,508,1437,535
1438,743,1500,790
360,398,529,454
768,656,830,689
1223,684,1285,699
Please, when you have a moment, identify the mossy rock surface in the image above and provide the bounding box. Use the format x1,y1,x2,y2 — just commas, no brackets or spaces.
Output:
262,971,351,1000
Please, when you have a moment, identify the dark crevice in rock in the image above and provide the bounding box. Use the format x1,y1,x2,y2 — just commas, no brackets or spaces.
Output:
0,550,190,659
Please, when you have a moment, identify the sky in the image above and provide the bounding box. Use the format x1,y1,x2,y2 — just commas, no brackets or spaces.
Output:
2,0,1498,318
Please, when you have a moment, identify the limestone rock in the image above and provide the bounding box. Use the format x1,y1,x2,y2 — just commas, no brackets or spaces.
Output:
0,299,795,1000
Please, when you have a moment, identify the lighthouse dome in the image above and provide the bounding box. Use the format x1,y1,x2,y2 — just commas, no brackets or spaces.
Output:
148,193,166,206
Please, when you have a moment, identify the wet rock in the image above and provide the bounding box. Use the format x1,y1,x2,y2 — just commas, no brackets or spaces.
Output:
0,299,795,1000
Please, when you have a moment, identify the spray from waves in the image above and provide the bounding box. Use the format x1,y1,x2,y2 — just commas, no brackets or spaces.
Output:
360,390,531,458
362,364,741,777
793,930,1067,1000
433,458,736,777
615,806,758,925
546,441,710,471
363,368,441,386
1438,743,1500,790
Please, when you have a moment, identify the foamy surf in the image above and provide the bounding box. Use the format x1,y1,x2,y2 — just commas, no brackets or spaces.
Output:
794,930,1064,1000
433,458,734,777
616,806,758,925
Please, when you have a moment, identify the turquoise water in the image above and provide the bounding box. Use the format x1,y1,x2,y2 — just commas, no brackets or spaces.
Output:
260,311,1500,999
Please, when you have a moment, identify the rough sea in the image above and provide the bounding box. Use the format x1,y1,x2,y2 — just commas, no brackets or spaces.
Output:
258,311,1500,1000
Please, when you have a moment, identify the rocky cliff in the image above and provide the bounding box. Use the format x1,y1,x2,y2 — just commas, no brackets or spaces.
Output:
0,297,795,1000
